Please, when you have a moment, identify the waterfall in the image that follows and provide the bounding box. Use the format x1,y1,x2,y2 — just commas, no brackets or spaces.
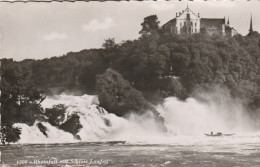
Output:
14,94,258,144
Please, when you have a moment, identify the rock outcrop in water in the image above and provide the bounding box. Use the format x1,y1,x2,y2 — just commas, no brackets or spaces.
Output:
37,122,48,137
96,68,148,116
59,113,82,136
45,104,67,127
45,104,83,138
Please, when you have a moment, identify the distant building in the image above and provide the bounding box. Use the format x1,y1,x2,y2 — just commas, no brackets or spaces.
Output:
162,6,238,37
249,13,253,34
247,14,259,37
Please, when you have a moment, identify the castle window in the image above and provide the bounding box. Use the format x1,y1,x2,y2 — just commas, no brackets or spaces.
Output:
195,23,197,27
180,22,182,27
184,22,186,26
191,22,193,26
195,29,197,33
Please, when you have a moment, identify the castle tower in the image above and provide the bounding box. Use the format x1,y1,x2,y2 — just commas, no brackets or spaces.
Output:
249,13,253,33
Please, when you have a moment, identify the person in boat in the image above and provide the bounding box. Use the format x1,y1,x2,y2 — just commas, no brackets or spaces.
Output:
216,132,222,135
210,131,222,136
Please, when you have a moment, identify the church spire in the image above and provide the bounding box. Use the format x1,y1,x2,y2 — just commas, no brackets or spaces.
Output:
227,17,230,26
249,13,253,33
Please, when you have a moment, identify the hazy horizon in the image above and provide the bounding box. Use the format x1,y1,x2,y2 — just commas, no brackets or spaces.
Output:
1,0,260,61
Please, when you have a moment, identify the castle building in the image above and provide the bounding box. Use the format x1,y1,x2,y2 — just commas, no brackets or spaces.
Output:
162,6,238,37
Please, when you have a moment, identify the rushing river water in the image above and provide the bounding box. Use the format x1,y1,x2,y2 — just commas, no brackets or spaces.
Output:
1,94,260,166
1,139,260,167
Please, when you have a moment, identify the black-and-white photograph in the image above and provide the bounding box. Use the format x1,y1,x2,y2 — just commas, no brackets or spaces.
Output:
1,0,260,166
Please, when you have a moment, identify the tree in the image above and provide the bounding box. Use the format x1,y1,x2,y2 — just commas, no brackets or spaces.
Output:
1,123,21,145
139,15,160,35
1,59,45,144
102,38,117,50
163,78,186,99
102,38,119,67
247,31,260,37
1,60,45,124
147,51,167,77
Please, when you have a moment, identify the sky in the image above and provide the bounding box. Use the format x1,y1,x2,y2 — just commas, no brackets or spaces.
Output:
0,0,260,61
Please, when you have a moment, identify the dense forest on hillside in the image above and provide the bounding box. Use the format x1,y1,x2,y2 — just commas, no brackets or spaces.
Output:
1,15,260,143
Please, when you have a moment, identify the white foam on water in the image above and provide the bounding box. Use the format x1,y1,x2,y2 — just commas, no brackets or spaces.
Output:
158,96,251,135
14,122,76,144
15,94,260,148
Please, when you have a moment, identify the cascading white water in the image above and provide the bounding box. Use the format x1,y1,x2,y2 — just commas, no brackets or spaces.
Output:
158,96,251,135
15,122,76,144
15,93,259,145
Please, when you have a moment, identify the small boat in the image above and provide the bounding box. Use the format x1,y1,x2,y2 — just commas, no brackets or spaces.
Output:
204,132,235,137
222,133,235,136
107,141,126,144
205,133,222,137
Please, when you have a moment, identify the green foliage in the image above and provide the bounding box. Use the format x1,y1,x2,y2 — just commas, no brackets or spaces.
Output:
101,38,120,69
59,113,82,135
45,104,67,127
139,15,160,35
96,68,147,116
1,59,45,123
252,96,260,108
159,78,186,99
1,123,21,145
102,38,118,50
1,59,46,145
18,103,44,126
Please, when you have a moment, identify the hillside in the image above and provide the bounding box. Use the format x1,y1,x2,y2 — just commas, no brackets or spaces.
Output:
6,32,260,103
1,15,260,144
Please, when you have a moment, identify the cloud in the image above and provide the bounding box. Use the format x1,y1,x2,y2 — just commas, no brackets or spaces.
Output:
43,32,68,41
82,17,116,32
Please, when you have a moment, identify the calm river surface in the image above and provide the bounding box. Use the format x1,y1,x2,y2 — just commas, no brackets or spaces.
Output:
1,139,260,167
